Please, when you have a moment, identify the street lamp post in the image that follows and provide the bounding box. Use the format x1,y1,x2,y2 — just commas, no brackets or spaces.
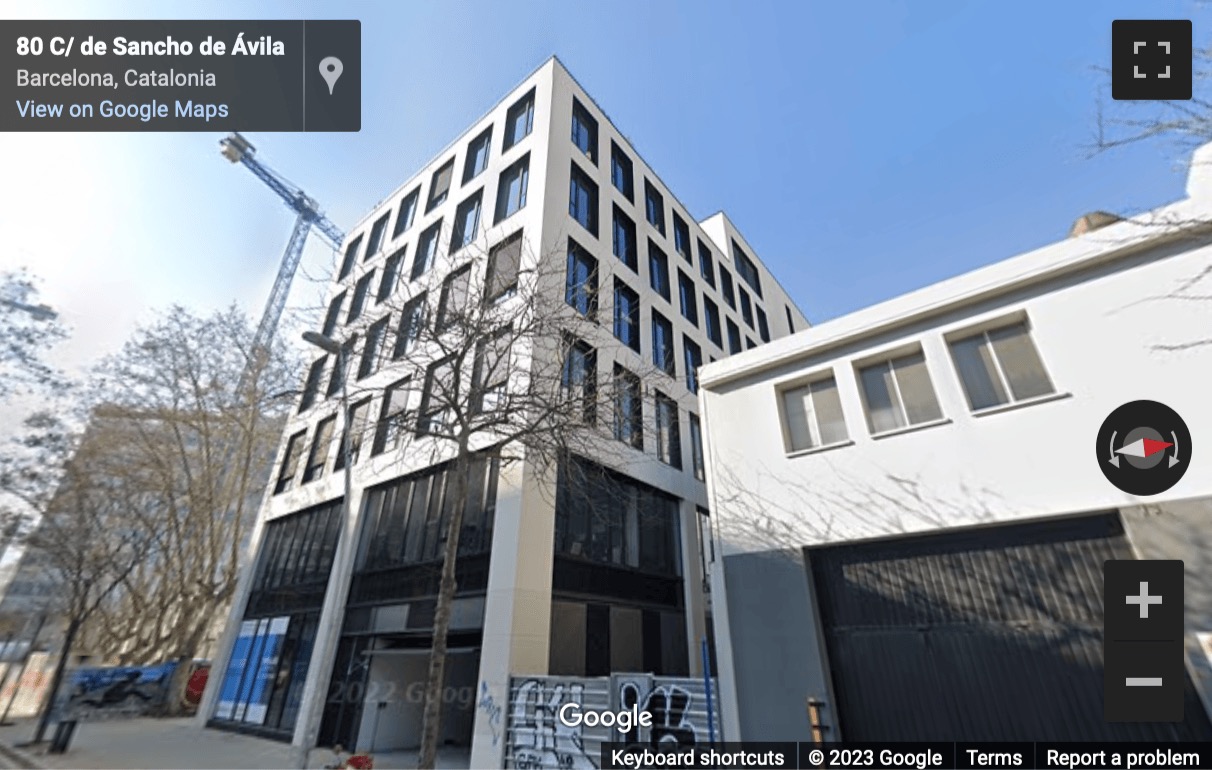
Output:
289,331,357,769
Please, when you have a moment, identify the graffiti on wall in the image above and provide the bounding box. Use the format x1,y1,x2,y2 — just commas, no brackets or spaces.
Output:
60,663,176,721
503,674,719,770
477,680,504,747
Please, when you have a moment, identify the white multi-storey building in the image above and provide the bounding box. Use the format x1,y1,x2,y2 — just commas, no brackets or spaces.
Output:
200,57,807,766
699,142,1212,744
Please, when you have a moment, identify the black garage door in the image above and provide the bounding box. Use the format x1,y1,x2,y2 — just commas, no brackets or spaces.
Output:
809,511,1212,742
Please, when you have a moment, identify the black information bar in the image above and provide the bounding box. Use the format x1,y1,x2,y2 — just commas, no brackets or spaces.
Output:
0,20,360,131
600,742,1212,770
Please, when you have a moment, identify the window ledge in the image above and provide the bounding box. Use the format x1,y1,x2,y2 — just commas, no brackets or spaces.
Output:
786,439,855,458
870,417,953,440
971,390,1072,418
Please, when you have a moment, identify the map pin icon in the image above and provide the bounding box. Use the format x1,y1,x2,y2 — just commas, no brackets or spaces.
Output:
319,56,343,95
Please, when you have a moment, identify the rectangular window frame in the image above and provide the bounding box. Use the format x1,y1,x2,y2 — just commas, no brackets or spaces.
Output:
463,126,493,185
610,142,634,201
571,97,599,164
494,153,530,224
426,158,455,213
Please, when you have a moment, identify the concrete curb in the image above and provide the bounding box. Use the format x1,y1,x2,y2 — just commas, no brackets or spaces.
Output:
0,742,42,770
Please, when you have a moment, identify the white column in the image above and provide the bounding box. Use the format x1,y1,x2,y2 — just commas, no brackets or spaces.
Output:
708,563,742,742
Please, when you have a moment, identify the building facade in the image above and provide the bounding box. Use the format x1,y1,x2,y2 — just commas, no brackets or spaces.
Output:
200,57,807,767
699,142,1212,743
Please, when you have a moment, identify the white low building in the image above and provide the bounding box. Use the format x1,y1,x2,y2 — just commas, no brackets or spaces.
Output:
699,143,1212,743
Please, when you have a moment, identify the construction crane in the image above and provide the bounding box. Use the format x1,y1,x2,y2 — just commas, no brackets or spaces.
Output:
219,133,345,363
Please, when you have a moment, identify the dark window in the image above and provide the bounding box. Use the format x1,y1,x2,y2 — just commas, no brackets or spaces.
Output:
683,337,702,394
338,235,362,280
732,240,762,298
571,98,598,163
612,280,641,353
251,501,340,594
746,338,756,350
393,188,420,238
274,431,307,494
357,316,389,379
463,127,493,184
689,415,705,481
450,191,482,253
651,310,675,376
326,336,357,397
739,287,754,329
672,213,691,261
436,264,472,331
718,268,736,309
655,392,681,469
418,356,457,436
495,153,529,223
612,365,643,450
412,220,442,280
377,247,405,303
677,270,698,326
648,241,670,301
785,305,795,334
299,357,327,413
610,142,634,201
472,330,512,414
504,89,535,150
612,205,638,271
365,214,390,261
393,292,426,359
426,159,455,213
644,181,665,235
756,307,770,342
485,230,522,303
569,162,599,236
698,240,715,288
347,270,375,323
565,240,598,318
726,318,742,354
372,377,411,455
334,397,372,470
321,291,345,337
561,336,597,424
303,416,336,483
703,298,722,348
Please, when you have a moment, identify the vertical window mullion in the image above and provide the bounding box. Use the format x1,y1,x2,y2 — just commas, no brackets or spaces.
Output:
982,330,1015,403
886,360,910,427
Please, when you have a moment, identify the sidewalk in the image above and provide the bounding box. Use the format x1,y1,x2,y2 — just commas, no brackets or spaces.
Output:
0,718,472,769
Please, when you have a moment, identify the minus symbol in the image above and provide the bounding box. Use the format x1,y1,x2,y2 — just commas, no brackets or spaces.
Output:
1126,677,1163,687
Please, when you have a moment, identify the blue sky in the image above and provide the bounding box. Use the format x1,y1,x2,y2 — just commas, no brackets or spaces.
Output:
0,0,1205,373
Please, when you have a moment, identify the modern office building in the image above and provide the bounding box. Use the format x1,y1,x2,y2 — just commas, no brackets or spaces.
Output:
200,56,807,766
699,142,1212,743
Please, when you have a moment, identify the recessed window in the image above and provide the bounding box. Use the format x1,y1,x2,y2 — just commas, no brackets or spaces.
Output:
274,431,307,494
698,240,715,288
569,162,599,236
738,288,754,329
677,270,698,326
857,349,944,434
613,364,643,450
393,188,420,238
746,338,756,350
322,291,346,337
689,414,705,481
338,235,363,280
303,415,336,483
372,377,411,455
377,247,405,303
756,307,770,342
655,392,681,469
463,126,493,184
412,220,442,280
785,305,795,334
495,153,529,223
683,336,702,394
611,142,634,201
652,310,675,376
450,190,483,253
726,319,741,354
326,336,356,397
613,279,641,353
565,239,598,318
612,205,638,271
485,230,522,303
365,213,390,260
673,213,691,262
419,356,457,435
348,270,375,323
472,330,512,414
703,298,722,348
718,268,736,309
649,241,670,302
644,181,665,236
334,397,372,470
561,335,597,424
781,376,848,452
426,158,455,213
393,292,426,359
732,240,762,298
571,98,598,164
504,88,535,150
948,320,1055,411
358,316,389,380
299,357,327,413
436,264,472,331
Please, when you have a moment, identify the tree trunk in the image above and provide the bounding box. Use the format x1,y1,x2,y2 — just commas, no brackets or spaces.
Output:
33,617,80,744
417,455,471,769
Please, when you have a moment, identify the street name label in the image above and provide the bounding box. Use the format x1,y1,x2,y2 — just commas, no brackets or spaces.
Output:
0,20,360,131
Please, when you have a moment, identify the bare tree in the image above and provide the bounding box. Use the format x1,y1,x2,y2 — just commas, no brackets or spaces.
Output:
0,269,68,404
